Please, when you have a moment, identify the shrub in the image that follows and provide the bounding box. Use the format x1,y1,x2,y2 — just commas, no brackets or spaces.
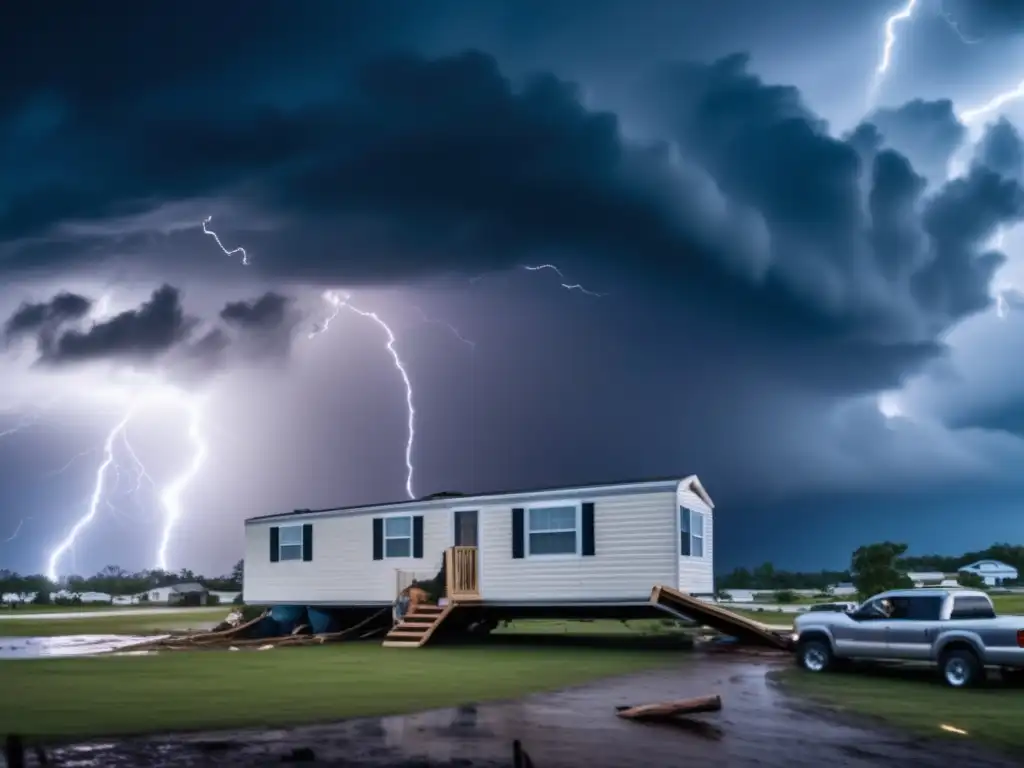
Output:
773,589,798,604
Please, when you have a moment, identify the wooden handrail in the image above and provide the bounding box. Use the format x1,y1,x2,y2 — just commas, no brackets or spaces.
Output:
446,546,480,601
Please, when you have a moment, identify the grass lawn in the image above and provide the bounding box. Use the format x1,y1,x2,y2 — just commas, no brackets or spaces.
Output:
1,643,680,739
0,609,225,637
778,667,1024,755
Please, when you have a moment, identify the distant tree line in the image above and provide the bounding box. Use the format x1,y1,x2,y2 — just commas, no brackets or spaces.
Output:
717,543,1022,591
0,559,244,606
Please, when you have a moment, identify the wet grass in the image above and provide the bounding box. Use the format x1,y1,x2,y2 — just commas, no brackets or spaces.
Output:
778,665,1024,754
1,643,681,739
0,608,224,637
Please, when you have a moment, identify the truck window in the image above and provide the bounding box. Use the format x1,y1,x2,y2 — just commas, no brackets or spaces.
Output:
886,596,942,620
950,595,995,620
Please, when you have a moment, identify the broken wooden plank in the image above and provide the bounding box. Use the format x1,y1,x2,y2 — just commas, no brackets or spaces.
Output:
616,695,722,720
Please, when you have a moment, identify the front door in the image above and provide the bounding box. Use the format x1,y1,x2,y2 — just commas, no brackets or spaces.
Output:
454,510,478,547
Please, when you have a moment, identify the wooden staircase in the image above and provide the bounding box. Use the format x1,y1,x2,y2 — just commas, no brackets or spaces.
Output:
382,604,453,648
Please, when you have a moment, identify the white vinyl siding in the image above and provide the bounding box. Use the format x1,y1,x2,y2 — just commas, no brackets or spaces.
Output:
244,511,448,604
527,504,580,556
479,491,678,601
677,484,714,594
384,516,412,558
279,524,304,561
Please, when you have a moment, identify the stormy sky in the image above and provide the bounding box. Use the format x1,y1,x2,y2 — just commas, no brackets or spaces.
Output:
2,0,1024,577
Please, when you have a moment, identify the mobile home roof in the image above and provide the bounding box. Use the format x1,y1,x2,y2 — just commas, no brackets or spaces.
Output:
245,475,712,525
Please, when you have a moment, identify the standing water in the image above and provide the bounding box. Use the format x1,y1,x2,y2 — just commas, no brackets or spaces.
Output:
0,634,165,658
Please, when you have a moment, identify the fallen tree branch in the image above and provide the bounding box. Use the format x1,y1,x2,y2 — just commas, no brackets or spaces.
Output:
616,695,722,721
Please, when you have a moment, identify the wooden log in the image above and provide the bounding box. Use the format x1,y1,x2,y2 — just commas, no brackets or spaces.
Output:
616,695,722,720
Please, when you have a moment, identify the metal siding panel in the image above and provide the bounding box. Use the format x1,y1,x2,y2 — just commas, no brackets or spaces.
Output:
478,491,677,601
243,511,450,604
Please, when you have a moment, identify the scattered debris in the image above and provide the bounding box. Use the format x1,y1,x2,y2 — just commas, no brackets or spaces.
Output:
121,607,391,654
940,724,969,736
616,695,722,721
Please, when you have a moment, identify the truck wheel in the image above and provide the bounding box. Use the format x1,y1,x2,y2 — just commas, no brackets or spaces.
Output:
940,649,981,688
797,638,834,673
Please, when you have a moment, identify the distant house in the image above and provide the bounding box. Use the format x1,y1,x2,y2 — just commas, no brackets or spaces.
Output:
959,560,1019,587
209,590,241,604
146,582,209,606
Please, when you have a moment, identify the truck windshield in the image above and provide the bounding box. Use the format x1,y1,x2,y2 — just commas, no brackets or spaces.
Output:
950,595,995,620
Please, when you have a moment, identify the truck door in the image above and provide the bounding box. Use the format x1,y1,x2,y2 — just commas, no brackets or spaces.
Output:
835,597,890,657
884,595,944,660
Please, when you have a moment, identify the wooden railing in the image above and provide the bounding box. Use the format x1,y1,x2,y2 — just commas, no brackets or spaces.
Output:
445,546,480,601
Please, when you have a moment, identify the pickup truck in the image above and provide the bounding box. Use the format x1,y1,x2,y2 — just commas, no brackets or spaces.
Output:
792,588,1024,687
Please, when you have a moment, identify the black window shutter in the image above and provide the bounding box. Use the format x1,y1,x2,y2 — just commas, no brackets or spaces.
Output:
511,507,525,559
581,502,595,556
412,515,424,558
679,507,691,556
269,526,280,562
302,523,313,562
372,518,384,560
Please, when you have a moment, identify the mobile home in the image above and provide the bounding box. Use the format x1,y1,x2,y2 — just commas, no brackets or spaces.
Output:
244,476,715,611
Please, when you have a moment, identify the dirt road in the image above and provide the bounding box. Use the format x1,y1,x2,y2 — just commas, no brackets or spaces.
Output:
39,658,1023,767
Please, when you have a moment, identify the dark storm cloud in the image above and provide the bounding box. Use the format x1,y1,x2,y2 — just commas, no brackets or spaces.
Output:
10,285,304,373
2,292,91,342
974,118,1024,182
863,100,965,187
219,292,302,362
40,285,195,365
8,49,1024,360
940,0,1024,38
220,292,291,330
637,55,1024,341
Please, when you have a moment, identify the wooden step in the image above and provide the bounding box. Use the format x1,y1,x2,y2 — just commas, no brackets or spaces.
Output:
382,604,453,648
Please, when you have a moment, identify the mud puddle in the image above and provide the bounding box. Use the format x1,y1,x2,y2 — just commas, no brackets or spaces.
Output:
0,635,164,659
34,658,1024,767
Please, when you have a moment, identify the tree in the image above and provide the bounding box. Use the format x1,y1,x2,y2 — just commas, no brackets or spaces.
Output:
851,542,913,599
230,559,244,590
957,571,986,589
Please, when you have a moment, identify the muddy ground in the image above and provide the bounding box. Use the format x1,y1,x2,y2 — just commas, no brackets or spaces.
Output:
32,657,1024,767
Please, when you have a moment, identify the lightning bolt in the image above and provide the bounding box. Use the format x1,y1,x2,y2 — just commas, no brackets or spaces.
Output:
46,408,134,581
521,264,607,297
959,82,1024,126
156,398,207,571
311,291,417,499
868,0,919,105
202,216,250,266
44,389,206,580
3,518,27,544
410,306,476,351
938,2,982,45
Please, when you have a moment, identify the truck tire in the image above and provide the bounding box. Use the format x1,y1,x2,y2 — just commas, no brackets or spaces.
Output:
797,638,834,673
939,648,982,688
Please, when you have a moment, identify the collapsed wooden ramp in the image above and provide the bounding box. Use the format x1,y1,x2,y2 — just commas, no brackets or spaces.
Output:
650,585,791,650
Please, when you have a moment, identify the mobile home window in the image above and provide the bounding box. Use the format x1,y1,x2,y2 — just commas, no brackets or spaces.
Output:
384,516,413,558
680,507,704,558
527,505,578,556
279,525,304,561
